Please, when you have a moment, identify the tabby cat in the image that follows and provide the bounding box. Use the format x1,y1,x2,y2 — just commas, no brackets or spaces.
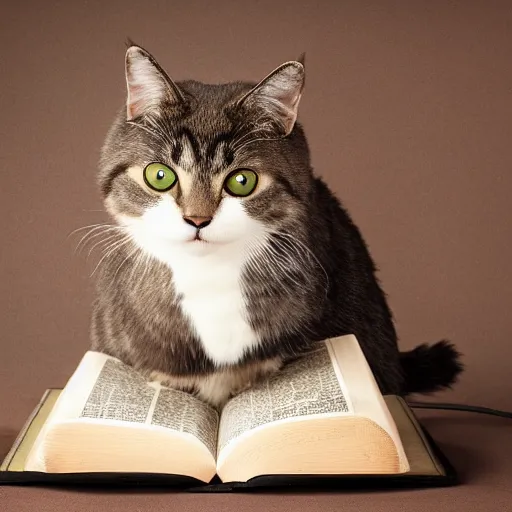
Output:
90,44,463,407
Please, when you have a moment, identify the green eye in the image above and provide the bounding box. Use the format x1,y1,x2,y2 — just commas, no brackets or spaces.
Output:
143,162,177,192
224,169,258,197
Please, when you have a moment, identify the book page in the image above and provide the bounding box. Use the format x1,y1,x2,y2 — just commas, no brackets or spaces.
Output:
79,357,219,458
24,352,218,462
218,344,350,452
326,335,409,471
81,359,156,423
151,387,218,458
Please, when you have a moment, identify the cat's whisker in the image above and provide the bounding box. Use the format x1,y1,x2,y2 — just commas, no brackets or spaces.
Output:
263,246,308,292
75,225,126,255
271,231,329,290
232,136,278,155
133,114,175,149
247,236,328,344
231,114,277,152
248,233,326,309
74,227,113,254
230,126,263,150
244,257,267,283
269,239,313,280
112,244,140,282
138,251,153,289
126,246,144,284
247,239,292,283
145,116,175,147
142,117,165,139
244,240,271,283
126,120,164,143
245,242,318,345
231,128,266,151
95,238,129,263
67,223,112,239
80,226,125,242
248,241,304,296
135,255,147,288
269,240,327,301
231,130,259,149
90,237,132,278
86,232,126,259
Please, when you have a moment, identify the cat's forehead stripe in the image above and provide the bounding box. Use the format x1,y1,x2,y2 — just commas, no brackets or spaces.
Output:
178,133,197,169
210,140,228,169
180,129,201,165
171,138,183,164
175,130,232,173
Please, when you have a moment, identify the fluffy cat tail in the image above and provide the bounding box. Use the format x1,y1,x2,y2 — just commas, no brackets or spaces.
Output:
400,340,464,394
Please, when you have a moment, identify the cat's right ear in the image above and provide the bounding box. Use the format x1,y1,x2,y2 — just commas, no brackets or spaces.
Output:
125,45,185,121
235,60,305,137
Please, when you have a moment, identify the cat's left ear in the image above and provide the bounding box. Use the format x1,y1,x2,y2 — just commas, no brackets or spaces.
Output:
125,45,185,120
236,60,305,136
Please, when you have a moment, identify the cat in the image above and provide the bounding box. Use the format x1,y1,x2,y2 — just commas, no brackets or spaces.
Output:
89,43,463,408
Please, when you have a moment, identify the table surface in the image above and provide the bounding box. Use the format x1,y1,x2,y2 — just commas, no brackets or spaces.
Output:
1,409,511,512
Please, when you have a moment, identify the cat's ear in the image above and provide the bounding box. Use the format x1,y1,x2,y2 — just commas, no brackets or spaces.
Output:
236,60,305,136
125,45,185,120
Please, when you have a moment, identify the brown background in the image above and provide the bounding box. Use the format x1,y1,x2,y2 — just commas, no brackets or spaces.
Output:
1,0,511,510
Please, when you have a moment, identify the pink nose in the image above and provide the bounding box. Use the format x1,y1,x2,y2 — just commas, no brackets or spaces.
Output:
183,216,212,229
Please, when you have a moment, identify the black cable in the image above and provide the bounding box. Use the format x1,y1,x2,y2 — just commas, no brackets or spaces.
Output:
408,401,512,420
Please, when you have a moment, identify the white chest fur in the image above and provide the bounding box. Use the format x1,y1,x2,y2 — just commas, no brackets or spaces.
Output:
168,243,259,365
121,194,265,366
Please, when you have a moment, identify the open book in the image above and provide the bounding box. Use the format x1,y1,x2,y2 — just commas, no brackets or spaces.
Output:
0,335,455,489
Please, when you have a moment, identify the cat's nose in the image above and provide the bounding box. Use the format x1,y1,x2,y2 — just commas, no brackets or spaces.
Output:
183,216,213,229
